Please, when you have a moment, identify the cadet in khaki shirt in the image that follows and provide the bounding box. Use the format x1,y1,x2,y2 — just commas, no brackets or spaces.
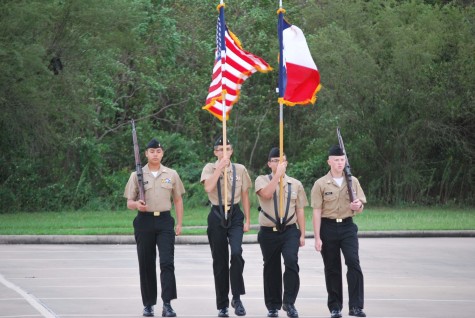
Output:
124,138,185,318
200,136,251,317
255,147,307,318
311,145,367,318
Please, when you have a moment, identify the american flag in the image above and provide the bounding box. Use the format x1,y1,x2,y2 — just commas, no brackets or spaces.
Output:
203,5,272,121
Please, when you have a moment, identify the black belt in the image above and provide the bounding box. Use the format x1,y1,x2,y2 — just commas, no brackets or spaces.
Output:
141,210,170,216
260,223,297,232
212,203,240,210
321,217,353,223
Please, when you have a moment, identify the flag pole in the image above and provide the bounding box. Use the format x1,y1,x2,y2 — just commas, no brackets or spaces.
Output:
278,1,285,223
279,103,284,224
219,0,228,220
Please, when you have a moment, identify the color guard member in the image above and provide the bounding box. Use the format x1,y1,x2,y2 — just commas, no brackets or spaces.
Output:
201,136,251,317
311,145,367,318
124,138,185,317
255,147,307,318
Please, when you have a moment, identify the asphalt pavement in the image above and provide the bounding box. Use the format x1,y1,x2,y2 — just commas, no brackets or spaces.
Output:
1,236,474,318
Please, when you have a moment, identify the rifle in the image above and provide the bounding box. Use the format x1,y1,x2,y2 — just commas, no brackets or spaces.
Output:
337,127,356,203
131,120,145,203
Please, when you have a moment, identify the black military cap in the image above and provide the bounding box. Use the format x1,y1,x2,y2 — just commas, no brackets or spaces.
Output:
329,145,344,156
214,135,231,148
146,138,162,149
268,147,283,160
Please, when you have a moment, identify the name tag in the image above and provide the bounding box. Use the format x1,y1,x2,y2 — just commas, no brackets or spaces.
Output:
324,192,333,195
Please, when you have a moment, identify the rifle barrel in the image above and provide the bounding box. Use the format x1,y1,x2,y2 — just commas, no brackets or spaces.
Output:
131,120,145,202
337,127,356,202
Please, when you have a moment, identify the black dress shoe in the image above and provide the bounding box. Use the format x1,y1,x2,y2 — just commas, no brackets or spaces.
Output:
231,299,246,316
218,307,229,317
349,307,366,317
143,305,154,317
267,309,279,317
282,303,298,318
330,309,342,318
162,303,176,317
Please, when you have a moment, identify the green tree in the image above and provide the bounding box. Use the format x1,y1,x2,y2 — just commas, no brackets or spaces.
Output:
1,0,474,212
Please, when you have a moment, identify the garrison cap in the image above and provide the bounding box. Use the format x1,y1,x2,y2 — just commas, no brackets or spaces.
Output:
268,147,284,160
329,145,344,156
146,138,162,149
214,135,231,148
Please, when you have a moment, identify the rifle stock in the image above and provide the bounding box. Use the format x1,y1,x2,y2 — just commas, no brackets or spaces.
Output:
337,127,356,202
131,120,145,203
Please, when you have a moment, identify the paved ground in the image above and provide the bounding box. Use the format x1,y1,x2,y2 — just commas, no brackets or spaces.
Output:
1,237,474,318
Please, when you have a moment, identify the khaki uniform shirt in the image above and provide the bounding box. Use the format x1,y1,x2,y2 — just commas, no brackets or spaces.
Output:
311,171,366,219
255,174,308,227
200,161,252,205
124,163,185,212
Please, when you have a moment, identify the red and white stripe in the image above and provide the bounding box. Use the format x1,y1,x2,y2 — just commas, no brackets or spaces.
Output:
203,29,271,121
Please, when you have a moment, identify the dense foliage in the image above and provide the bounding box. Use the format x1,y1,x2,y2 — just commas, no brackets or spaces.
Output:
1,0,474,212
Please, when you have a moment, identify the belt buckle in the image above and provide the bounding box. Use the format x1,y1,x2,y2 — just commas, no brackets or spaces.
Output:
273,227,277,232
153,211,160,216
336,218,343,223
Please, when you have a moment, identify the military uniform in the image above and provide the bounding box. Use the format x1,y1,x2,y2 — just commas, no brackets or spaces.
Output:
124,163,185,309
255,173,308,313
201,160,251,311
311,171,366,315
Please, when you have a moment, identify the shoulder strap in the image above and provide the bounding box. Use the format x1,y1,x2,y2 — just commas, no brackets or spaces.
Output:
260,174,293,226
215,164,237,220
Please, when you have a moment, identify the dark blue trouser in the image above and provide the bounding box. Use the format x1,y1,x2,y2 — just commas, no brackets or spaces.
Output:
320,218,364,311
134,212,176,306
207,205,246,309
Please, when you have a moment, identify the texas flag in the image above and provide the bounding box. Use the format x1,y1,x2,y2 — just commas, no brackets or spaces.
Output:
278,11,321,106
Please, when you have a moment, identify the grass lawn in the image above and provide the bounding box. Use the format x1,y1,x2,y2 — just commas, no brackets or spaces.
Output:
0,207,473,235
